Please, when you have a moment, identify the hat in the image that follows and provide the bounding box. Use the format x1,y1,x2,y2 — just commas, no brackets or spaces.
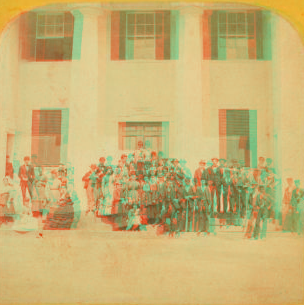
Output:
259,156,265,161
219,158,226,162
199,160,206,165
58,166,65,172
207,160,213,167
211,157,219,161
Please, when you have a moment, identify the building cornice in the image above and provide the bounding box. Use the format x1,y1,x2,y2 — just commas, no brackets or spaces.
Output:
31,2,264,13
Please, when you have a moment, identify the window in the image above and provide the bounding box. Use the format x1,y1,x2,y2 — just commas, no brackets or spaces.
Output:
31,109,69,165
203,10,271,60
218,12,253,60
219,110,257,167
19,11,74,61
126,12,161,60
111,10,179,60
118,122,169,156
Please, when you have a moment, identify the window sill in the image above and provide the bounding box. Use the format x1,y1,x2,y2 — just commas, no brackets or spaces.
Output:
108,59,178,64
20,59,73,64
202,59,271,63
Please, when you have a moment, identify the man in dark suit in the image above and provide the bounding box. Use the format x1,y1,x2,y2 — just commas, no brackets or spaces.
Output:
194,160,207,187
5,155,14,179
206,158,221,213
18,156,35,204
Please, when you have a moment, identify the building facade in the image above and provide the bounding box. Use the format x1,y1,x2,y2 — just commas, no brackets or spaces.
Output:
0,2,303,208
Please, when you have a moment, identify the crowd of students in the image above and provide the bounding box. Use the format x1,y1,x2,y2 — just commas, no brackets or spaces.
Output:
1,141,303,239
82,141,304,238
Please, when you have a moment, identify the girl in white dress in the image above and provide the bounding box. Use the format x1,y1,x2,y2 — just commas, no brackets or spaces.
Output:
100,167,114,216
126,204,141,231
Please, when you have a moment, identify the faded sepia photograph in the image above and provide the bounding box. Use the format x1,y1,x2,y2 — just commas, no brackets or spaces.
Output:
0,1,303,304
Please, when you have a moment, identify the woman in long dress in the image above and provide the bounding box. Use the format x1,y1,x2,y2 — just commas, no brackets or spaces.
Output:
44,187,74,230
32,167,50,238
49,169,61,204
282,178,295,231
10,173,23,216
100,167,114,219
0,177,14,225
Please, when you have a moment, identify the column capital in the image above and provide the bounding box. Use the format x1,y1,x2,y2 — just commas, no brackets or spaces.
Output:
71,6,108,18
178,6,204,16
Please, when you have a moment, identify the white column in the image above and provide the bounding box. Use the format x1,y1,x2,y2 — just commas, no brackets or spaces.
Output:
97,10,111,158
68,8,100,208
271,14,282,220
175,8,204,173
276,17,304,183
272,15,304,224
0,21,19,178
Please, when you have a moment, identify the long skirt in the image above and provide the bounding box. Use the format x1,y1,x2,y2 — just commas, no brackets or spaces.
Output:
44,204,74,230
197,212,209,232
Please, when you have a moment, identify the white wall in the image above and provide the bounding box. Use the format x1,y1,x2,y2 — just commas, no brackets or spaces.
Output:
0,19,20,177
1,4,304,192
274,15,304,184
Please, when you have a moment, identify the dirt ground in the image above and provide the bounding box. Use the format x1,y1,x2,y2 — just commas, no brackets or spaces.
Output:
0,221,303,305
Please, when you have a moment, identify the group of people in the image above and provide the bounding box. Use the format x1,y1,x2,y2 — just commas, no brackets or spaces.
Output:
82,141,304,238
0,155,80,237
1,142,303,240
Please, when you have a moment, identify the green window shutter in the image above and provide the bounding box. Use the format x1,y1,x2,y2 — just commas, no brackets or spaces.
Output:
119,11,127,60
249,110,258,168
125,11,134,60
163,11,171,60
170,10,179,60
71,10,83,60
61,108,69,164
262,11,272,60
255,10,263,60
19,12,37,61
217,11,226,60
210,11,219,60
63,12,74,60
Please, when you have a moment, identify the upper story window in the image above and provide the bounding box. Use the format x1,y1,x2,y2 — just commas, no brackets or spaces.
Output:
111,10,179,61
19,11,74,61
36,13,69,39
203,10,272,60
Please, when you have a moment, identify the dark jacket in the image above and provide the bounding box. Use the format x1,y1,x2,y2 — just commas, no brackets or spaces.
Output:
18,164,35,184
